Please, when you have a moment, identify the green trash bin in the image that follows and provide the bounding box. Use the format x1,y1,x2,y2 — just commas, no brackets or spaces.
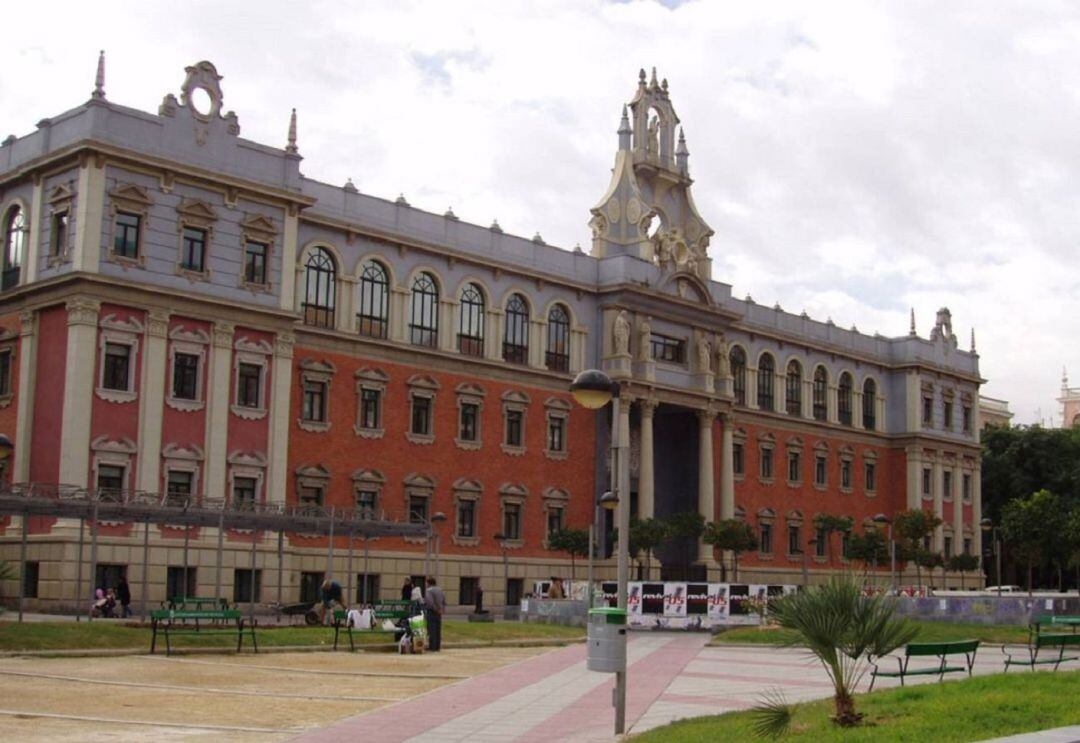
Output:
587,607,627,673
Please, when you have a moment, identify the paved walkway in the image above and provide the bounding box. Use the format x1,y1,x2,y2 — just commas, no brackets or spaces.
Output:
294,633,1014,742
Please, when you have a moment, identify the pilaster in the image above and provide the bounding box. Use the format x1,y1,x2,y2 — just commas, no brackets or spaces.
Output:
336,276,356,333
972,467,983,560
59,298,101,487
136,310,170,492
827,384,839,424
932,453,944,552
906,446,921,510
72,155,106,274
697,408,716,561
390,287,409,343
438,298,455,352
279,207,299,311
484,309,502,361
853,390,865,430
267,331,294,506
638,399,657,521
529,318,546,369
204,322,235,499
719,412,735,520
13,311,37,482
952,461,964,555
25,176,43,284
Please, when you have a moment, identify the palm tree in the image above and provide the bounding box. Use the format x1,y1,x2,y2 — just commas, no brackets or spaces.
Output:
767,575,917,727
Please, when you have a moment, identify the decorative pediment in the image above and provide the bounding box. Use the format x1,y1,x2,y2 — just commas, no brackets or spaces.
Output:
170,326,210,345
177,198,218,223
240,213,278,237
352,468,386,484
407,374,441,391
227,450,267,467
499,482,529,498
838,444,856,457
455,382,487,397
501,390,531,405
295,464,331,480
757,431,776,444
544,397,572,412
109,183,153,208
47,183,74,205
99,313,145,335
403,472,436,490
813,441,830,453
786,436,805,449
452,478,484,494
862,449,879,461
300,358,336,374
235,336,273,355
91,436,137,454
356,367,390,384
162,443,205,461
786,509,804,522
757,507,777,521
542,487,570,502
661,272,713,306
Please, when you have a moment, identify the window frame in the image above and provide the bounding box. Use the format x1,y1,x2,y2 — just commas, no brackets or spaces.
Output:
837,372,853,426
544,397,571,460
166,326,210,413
302,247,337,329
406,375,440,444
409,272,439,347
500,390,530,455
730,346,747,405
354,367,389,439
457,282,485,356
812,366,828,421
756,353,775,410
545,303,571,372
785,360,802,416
96,313,143,404
297,359,335,433
862,378,877,430
231,336,272,421
180,225,209,274
502,293,530,365
113,211,142,260
357,259,390,339
454,382,486,450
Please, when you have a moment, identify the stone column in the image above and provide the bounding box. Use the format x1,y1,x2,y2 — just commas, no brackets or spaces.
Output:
802,378,813,419
697,409,715,561
72,154,105,274
336,276,356,333
773,370,785,414
638,399,657,521
24,175,43,284
59,298,101,487
720,413,735,520
278,207,299,312
13,311,37,483
827,384,839,424
906,447,921,509
972,466,983,560
390,287,409,343
136,310,170,492
203,323,235,499
853,390,865,430
529,318,546,369
932,453,944,552
484,309,501,361
438,298,455,352
267,332,294,506
952,462,964,556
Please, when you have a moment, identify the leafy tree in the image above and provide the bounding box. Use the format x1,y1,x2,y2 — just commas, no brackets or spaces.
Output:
664,511,706,573
946,553,980,590
893,509,943,588
1001,489,1063,595
548,528,590,581
1066,507,1080,593
628,517,668,580
846,530,889,582
768,576,917,727
703,519,758,582
916,550,945,589
813,514,855,564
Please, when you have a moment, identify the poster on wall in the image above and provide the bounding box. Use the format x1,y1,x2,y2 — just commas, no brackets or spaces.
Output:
707,584,729,621
686,584,709,617
664,583,688,617
641,583,664,615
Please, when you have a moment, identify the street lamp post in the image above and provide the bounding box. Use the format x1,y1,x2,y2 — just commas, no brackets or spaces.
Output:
571,369,629,736
430,512,447,581
494,532,510,618
874,514,896,594
800,537,818,588
0,434,20,623
980,518,1001,597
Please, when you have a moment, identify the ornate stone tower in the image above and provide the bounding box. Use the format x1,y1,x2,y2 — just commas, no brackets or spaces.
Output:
589,68,714,281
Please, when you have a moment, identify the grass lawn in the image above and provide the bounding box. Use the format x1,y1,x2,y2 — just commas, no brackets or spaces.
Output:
0,618,583,652
631,670,1080,742
711,620,1032,647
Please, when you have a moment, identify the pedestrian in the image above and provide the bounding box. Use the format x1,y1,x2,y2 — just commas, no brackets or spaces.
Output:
424,576,446,652
549,576,565,599
401,577,414,602
117,577,132,618
317,579,345,625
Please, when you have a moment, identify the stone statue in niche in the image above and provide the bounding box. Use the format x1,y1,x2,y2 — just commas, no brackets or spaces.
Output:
638,317,652,361
647,115,660,154
716,340,730,378
696,336,711,373
613,311,631,356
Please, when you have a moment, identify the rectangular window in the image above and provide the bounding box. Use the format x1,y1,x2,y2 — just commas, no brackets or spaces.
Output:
814,455,827,486
0,350,12,397
963,473,972,502
96,464,125,496
299,485,324,514
547,506,565,537
760,447,773,479
733,443,745,476
102,343,132,391
787,525,801,555
507,578,524,606
167,566,197,599
356,573,381,604
300,571,324,604
51,212,68,256
457,499,476,538
759,523,773,554
922,467,932,496
166,470,193,506
650,333,686,364
922,396,933,426
409,495,429,524
865,461,877,491
234,569,262,603
505,409,524,447
22,561,39,599
114,211,141,259
233,476,257,510
943,471,953,499
963,537,972,556
358,388,381,430
303,380,327,422
943,401,953,430
841,460,852,489
356,489,378,518
244,240,268,285
237,363,262,408
411,396,432,436
181,227,207,272
842,531,851,559
459,402,479,441
816,529,827,558
172,352,199,400
503,502,522,540
944,536,953,557
547,416,566,453
459,576,479,606
788,451,800,482
962,405,972,433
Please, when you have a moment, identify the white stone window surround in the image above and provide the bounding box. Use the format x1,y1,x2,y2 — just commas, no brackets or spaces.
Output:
757,431,776,484
406,374,440,445
106,182,153,268
732,427,748,482
839,445,855,494
454,382,486,451
541,486,570,547
165,326,210,412
543,397,571,460
500,390,531,456
295,464,331,513
942,457,956,502
785,436,804,487
813,441,829,490
175,197,218,281
863,450,879,496
227,450,268,509
161,442,205,501
0,331,16,409
46,183,75,266
451,478,483,547
355,367,389,439
96,313,144,403
351,467,386,519
297,358,336,433
403,472,436,544
961,462,974,504
230,336,273,420
498,482,529,548
91,436,137,523
238,213,278,293
785,509,805,562
757,507,777,560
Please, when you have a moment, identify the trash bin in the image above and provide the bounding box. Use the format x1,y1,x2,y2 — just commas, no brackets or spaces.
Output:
587,607,627,673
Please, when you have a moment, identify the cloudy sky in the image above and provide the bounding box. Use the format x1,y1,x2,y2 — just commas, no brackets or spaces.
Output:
2,0,1076,424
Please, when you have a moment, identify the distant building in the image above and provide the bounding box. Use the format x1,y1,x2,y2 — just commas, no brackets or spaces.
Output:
1059,371,1080,427
979,396,1014,429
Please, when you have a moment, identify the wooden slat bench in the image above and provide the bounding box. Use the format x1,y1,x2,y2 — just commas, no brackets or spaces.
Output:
331,608,405,651
150,609,257,656
167,596,230,612
869,640,979,691
1003,632,1080,672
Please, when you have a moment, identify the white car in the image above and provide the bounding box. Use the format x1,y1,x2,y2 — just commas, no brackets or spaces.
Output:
983,585,1022,593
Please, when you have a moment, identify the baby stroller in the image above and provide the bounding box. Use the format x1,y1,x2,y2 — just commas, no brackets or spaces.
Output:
91,588,117,618
395,613,428,654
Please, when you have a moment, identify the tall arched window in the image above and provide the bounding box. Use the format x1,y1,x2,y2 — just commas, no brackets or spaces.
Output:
838,372,853,426
357,259,389,338
863,378,877,430
503,293,529,364
2,206,25,290
786,360,802,416
302,247,336,328
546,304,571,372
458,283,485,357
410,272,439,347
757,353,775,410
813,366,828,421
731,346,747,405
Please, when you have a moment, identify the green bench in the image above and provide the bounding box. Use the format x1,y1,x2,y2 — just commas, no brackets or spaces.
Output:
167,596,230,612
331,604,412,651
869,640,980,691
374,600,413,623
1032,615,1080,636
1003,632,1080,672
150,609,258,656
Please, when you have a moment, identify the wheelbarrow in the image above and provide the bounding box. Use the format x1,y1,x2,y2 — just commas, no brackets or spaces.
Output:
270,601,320,625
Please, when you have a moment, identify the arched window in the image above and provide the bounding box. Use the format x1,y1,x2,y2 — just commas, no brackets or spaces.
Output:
786,360,802,416
757,353,775,410
863,378,877,430
731,346,747,405
2,206,24,290
357,259,389,338
410,272,439,347
813,366,828,421
503,293,529,364
838,372,853,426
546,304,571,372
302,247,336,328
458,283,485,357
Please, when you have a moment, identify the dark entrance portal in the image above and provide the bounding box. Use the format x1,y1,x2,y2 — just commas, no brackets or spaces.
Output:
652,406,705,581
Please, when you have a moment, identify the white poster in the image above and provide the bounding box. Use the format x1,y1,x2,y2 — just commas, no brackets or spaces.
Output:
664,582,688,617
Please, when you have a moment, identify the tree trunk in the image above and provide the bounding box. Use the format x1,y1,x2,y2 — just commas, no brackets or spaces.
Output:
833,690,863,727
733,552,740,583
1027,560,1033,596
570,555,575,582
960,570,966,590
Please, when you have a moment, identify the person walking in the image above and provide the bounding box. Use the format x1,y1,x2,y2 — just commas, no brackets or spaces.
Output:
424,577,447,652
401,577,414,602
117,578,132,618
317,579,345,625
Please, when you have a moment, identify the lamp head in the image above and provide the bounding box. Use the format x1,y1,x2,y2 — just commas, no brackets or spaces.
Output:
0,433,13,462
431,511,448,524
980,517,993,531
570,369,615,410
873,513,890,525
598,490,618,511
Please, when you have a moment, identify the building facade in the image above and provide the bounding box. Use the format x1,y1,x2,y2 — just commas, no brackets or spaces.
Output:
0,60,984,611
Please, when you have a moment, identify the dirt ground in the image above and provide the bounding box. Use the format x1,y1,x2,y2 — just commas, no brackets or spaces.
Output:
0,647,547,741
